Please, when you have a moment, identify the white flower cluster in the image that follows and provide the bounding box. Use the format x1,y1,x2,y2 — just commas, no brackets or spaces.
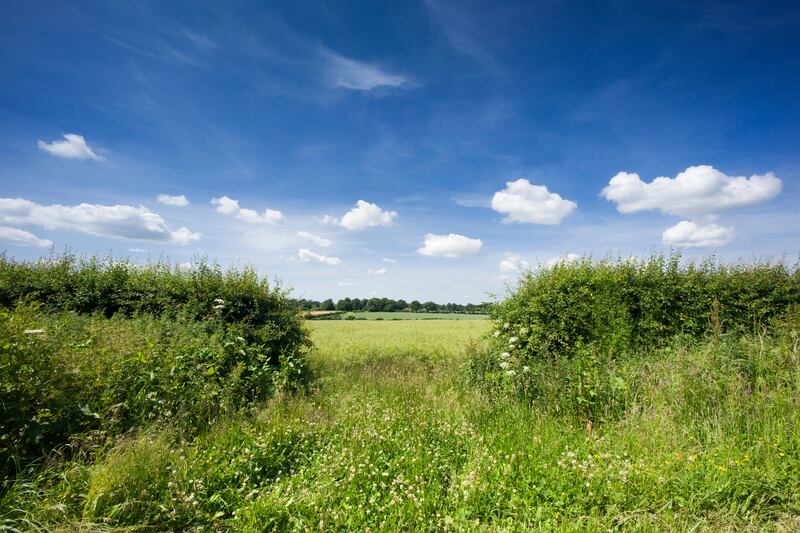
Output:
493,322,531,379
213,298,225,310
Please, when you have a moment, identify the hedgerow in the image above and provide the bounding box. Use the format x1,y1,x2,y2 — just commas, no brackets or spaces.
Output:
472,254,800,422
0,254,312,484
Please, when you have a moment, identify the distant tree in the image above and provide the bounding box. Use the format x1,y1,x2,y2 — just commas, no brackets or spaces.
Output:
321,298,335,311
410,300,422,312
336,297,353,311
423,301,437,312
366,298,383,312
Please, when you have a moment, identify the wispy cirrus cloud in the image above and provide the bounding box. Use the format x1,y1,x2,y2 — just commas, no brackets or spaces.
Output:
322,49,410,91
297,230,332,247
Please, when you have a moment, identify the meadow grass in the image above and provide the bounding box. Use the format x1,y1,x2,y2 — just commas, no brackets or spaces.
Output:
3,318,799,531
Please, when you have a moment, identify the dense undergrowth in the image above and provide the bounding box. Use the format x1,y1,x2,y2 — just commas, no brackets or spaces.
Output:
0,254,311,485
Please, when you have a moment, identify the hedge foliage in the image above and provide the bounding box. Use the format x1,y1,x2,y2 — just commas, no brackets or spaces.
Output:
0,254,311,483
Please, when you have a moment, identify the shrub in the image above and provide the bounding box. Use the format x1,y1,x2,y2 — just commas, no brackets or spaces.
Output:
471,255,799,422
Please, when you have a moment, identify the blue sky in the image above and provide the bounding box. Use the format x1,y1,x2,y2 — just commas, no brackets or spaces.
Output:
1,0,798,302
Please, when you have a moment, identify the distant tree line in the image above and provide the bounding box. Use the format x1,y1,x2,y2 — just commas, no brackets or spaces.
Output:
291,297,493,314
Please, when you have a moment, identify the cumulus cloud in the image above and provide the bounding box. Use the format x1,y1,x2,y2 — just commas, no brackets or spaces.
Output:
297,230,332,247
212,196,283,224
662,220,735,248
339,200,397,230
38,133,103,161
298,248,341,265
418,233,482,258
601,165,782,217
0,197,199,245
323,50,409,91
368,267,387,275
499,254,530,273
546,253,581,268
0,226,53,247
157,194,189,207
491,179,577,224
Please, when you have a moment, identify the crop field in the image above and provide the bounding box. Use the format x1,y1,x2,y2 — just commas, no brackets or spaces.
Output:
2,256,800,531
344,311,489,320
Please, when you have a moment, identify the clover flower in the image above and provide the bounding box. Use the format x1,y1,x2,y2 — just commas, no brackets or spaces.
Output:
499,361,510,369
523,366,530,373
506,370,516,377
493,330,501,337
500,352,510,359
509,336,518,343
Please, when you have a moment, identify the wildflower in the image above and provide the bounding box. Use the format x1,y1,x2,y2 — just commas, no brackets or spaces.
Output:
23,329,46,334
213,304,225,310
499,361,510,369
500,352,510,359
503,322,510,329
506,370,516,377
214,298,225,304
520,327,529,335
509,336,518,343
493,330,501,337
523,366,530,373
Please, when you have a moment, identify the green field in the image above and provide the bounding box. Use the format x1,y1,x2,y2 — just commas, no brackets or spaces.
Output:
6,316,800,531
343,311,489,320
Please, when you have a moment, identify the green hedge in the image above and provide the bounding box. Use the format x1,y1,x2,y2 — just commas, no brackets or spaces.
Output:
491,255,799,360
0,254,312,483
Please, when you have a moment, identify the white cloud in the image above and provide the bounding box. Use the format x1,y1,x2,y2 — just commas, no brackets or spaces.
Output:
323,50,409,91
127,247,147,253
368,267,387,275
546,253,581,268
418,233,482,258
212,196,283,224
499,254,530,273
298,248,341,266
0,198,199,245
157,194,189,207
339,200,397,230
601,165,782,217
338,281,358,287
662,220,735,248
382,258,397,263
315,214,338,225
297,230,332,247
38,133,103,161
0,226,53,247
491,179,577,224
